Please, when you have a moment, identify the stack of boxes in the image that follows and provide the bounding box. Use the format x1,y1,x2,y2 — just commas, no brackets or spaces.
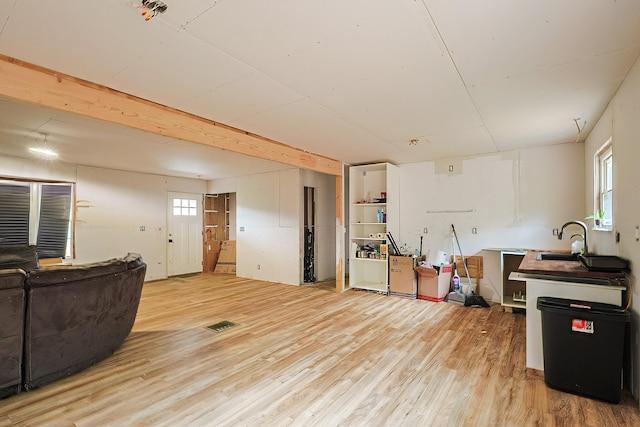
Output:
389,255,453,301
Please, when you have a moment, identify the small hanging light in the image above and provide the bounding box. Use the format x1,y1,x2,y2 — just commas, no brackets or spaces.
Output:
29,134,58,158
139,0,168,22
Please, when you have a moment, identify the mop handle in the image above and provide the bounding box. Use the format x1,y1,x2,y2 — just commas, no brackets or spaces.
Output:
451,224,473,287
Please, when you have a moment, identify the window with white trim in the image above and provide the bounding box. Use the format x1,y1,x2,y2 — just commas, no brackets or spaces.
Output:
172,198,198,216
593,138,613,230
0,180,74,258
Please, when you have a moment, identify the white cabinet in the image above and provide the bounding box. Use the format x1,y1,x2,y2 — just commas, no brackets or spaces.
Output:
348,163,399,293
510,272,625,371
501,251,526,310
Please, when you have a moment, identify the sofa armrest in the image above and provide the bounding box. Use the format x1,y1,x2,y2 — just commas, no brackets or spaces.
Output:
123,252,145,270
28,260,127,288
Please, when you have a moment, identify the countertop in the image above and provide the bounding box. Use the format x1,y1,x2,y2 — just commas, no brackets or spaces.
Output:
517,250,626,280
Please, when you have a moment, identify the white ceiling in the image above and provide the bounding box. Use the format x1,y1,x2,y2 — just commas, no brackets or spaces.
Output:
1,0,640,180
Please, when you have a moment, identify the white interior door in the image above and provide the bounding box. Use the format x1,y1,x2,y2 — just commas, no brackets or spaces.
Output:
167,192,203,276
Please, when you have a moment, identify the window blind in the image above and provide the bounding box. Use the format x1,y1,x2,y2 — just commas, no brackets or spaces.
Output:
0,183,30,246
37,184,72,258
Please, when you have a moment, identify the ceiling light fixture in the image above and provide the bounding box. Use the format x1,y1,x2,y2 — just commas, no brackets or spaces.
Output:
29,147,58,158
139,0,168,21
29,133,58,158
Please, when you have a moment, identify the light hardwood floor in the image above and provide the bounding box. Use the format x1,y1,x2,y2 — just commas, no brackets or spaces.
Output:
1,274,639,426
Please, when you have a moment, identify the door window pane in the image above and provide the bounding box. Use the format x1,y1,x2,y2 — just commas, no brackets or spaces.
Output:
173,198,198,216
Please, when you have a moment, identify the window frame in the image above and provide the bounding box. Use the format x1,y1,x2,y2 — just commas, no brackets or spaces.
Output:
37,183,74,259
172,198,198,217
0,179,74,258
593,138,613,231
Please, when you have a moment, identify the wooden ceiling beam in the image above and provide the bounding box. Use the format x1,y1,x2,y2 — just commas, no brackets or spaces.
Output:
0,54,342,176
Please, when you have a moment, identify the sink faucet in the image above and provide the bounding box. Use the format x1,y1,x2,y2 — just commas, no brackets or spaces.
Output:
558,220,588,255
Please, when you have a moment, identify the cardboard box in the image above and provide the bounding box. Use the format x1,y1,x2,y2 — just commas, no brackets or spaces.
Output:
389,255,417,297
416,264,453,302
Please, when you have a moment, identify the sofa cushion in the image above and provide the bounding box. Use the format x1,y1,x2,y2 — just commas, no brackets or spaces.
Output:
0,269,26,399
0,245,38,272
28,259,127,288
0,268,27,291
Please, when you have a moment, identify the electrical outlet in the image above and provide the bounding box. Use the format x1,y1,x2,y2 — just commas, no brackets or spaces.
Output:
139,225,145,232
423,227,428,234
448,165,454,172
552,228,559,236
257,264,261,270
240,226,245,232
472,227,477,234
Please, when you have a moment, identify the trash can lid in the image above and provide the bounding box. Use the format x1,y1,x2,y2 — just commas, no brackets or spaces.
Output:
537,296,630,320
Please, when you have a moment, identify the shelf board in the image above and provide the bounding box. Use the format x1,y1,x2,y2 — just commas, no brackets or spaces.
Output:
350,222,386,225
352,203,386,206
204,210,218,213
204,225,219,228
352,237,386,241
350,281,388,293
350,257,387,263
502,295,526,309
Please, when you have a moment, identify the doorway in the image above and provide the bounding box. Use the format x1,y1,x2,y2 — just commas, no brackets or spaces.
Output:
203,192,236,273
303,186,316,283
167,192,203,276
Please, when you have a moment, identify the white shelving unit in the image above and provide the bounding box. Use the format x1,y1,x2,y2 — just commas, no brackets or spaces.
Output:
348,163,399,293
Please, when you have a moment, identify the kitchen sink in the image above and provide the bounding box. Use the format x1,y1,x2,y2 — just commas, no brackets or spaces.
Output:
536,252,579,261
578,254,629,272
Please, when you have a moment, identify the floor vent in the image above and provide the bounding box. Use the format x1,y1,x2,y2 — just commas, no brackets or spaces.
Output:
206,321,237,332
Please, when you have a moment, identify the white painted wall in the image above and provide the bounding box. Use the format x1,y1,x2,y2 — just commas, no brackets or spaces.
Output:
208,168,336,285
1,154,77,182
75,166,206,281
209,177,237,194
398,143,585,303
0,155,206,282
232,169,300,284
586,55,640,401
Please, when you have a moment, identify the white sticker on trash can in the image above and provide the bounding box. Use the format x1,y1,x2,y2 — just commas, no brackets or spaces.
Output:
572,319,594,334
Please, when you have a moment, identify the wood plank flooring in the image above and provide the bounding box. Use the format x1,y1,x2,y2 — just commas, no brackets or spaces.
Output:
1,273,639,426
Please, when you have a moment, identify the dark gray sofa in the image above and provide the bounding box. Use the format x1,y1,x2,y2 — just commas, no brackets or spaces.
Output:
0,269,27,399
0,247,146,398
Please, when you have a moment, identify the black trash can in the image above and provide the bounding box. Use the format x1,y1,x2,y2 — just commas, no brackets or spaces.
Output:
537,296,630,403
